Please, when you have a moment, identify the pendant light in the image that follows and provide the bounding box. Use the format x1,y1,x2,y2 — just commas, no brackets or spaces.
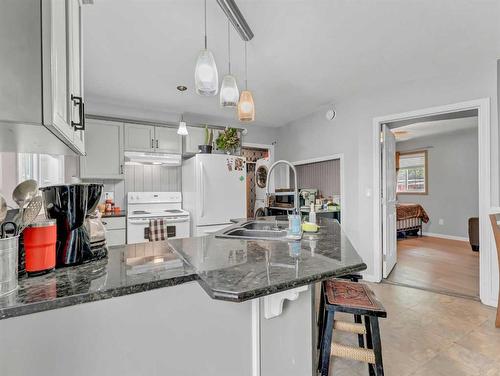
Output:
238,42,255,122
220,21,239,107
195,0,219,96
177,114,188,136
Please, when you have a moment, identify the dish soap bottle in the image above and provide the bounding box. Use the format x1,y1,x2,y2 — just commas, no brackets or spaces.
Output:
309,203,317,224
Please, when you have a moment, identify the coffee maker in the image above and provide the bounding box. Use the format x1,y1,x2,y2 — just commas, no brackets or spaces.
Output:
299,189,318,209
40,183,106,267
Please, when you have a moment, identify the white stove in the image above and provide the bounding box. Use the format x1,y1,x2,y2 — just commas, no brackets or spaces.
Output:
127,192,190,244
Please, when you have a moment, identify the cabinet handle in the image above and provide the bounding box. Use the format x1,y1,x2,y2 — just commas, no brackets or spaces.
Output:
156,139,159,149
120,164,124,174
71,95,85,131
151,139,154,149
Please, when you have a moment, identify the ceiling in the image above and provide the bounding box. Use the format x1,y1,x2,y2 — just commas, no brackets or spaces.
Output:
392,116,478,142
83,0,500,127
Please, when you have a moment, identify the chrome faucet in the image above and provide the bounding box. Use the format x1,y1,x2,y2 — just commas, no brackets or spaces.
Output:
265,160,300,215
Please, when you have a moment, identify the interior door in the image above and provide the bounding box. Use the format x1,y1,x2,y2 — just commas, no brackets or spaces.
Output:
197,154,246,226
382,124,397,278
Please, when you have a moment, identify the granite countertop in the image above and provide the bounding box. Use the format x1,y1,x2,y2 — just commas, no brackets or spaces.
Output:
101,210,127,218
0,217,366,320
0,242,196,320
168,217,366,302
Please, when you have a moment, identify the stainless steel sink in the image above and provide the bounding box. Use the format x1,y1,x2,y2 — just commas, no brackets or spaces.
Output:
215,220,301,241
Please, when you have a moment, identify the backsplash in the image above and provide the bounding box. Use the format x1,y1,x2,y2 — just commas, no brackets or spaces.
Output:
89,164,182,210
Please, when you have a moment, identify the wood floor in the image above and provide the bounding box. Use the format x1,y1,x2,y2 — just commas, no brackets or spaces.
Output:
329,283,500,376
386,236,479,297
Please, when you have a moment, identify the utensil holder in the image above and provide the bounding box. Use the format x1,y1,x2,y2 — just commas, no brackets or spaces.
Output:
0,235,19,297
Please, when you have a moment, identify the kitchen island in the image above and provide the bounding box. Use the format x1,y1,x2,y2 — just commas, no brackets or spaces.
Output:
0,218,365,376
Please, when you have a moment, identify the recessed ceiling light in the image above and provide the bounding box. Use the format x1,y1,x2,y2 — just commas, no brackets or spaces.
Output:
176,85,188,92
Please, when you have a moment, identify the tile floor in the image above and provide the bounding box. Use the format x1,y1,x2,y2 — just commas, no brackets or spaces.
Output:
328,283,500,376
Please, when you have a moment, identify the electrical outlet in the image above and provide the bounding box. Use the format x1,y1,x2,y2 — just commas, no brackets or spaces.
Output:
438,218,444,225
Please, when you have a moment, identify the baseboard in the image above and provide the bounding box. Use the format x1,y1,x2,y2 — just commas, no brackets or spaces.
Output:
422,232,468,242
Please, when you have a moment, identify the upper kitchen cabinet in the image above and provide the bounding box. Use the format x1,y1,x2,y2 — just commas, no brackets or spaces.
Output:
124,123,182,154
154,126,182,154
124,123,155,152
80,119,124,180
183,126,208,155
0,0,85,155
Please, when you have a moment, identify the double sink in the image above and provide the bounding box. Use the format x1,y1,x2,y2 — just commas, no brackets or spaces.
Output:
215,220,299,241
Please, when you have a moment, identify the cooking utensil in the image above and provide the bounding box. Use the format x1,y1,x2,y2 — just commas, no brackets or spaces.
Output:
0,194,7,223
12,179,38,219
17,196,43,234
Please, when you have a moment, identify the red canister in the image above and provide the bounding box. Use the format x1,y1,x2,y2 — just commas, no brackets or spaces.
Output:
23,220,57,276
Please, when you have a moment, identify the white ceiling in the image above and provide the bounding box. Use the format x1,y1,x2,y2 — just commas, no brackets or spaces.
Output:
83,0,500,127
392,116,478,142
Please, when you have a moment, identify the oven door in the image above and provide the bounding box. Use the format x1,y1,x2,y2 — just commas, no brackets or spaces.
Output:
126,217,190,244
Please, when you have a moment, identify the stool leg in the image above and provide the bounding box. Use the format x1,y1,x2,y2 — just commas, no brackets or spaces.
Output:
354,315,364,348
320,310,335,376
364,317,375,376
369,317,384,376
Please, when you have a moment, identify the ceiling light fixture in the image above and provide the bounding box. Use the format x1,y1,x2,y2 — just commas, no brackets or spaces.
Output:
220,21,239,107
177,114,188,136
216,0,254,41
195,0,219,96
176,85,187,92
238,42,255,122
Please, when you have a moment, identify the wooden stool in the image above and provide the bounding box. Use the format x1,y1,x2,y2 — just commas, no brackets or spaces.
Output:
318,279,387,376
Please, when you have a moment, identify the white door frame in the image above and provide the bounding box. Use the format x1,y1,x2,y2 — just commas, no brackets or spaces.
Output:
372,98,496,306
292,154,345,226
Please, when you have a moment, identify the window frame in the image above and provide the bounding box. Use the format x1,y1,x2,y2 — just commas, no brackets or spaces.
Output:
396,150,428,195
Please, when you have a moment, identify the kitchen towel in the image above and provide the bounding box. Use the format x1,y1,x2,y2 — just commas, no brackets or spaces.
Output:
148,219,168,242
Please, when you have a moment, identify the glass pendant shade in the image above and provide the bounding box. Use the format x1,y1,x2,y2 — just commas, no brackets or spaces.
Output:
238,90,255,122
177,121,188,135
220,74,239,107
195,49,219,96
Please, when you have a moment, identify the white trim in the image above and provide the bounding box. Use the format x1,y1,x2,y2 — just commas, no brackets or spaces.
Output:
421,232,469,242
292,154,345,226
251,299,261,376
373,98,495,307
242,142,275,164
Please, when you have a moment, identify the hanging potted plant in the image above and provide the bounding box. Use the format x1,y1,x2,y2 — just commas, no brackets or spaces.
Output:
216,127,240,154
198,126,213,154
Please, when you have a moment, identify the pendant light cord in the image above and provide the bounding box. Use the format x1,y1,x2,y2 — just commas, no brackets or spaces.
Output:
204,0,207,49
244,42,248,90
227,20,231,74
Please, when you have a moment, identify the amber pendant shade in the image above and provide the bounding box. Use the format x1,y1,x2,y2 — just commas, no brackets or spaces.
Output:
238,90,255,122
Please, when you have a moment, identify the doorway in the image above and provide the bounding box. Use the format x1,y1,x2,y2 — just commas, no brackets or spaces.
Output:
384,113,480,298
241,143,274,218
372,99,495,306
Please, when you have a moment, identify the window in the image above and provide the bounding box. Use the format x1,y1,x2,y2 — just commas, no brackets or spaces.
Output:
397,150,427,194
18,153,65,187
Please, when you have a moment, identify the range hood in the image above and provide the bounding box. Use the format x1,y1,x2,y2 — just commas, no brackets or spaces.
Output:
124,151,182,166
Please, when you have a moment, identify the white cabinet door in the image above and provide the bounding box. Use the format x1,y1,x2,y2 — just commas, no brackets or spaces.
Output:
155,126,182,154
124,123,155,152
80,120,124,179
46,0,73,141
183,126,207,154
68,0,84,154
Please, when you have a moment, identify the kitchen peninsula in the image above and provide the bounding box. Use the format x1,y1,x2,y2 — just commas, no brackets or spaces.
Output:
0,218,365,376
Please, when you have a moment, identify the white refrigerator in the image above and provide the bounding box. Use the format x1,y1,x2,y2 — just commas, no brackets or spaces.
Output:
182,154,246,236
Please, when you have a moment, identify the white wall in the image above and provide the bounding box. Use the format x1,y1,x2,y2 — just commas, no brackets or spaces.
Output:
276,66,498,285
397,128,478,238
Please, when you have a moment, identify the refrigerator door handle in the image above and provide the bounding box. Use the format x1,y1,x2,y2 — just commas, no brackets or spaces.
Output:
200,161,205,218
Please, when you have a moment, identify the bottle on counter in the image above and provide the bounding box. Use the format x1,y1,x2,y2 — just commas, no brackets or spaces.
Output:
309,203,317,224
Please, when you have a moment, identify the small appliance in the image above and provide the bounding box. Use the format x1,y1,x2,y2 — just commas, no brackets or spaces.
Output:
300,189,318,209
127,192,190,244
23,219,57,276
182,154,246,236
